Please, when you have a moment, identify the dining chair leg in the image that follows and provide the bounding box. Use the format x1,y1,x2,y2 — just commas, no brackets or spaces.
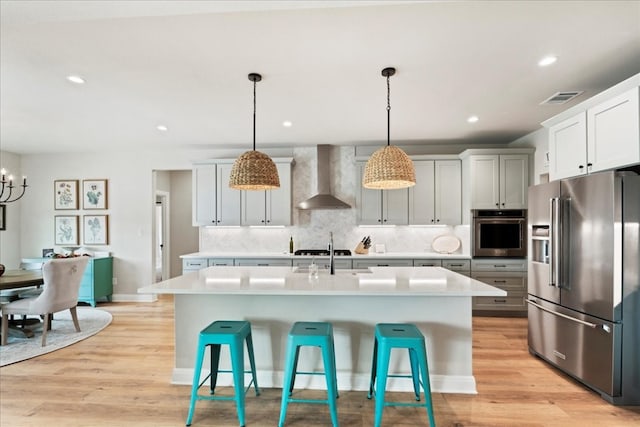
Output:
70,307,81,332
1,313,8,345
41,312,51,346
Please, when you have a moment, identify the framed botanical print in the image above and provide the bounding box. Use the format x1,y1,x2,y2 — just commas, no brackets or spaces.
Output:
54,180,79,210
54,215,79,245
83,214,109,245
83,179,108,209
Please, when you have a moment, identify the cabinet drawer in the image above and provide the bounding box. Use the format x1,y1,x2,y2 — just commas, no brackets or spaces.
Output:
353,259,413,269
235,259,293,267
183,259,208,270
208,258,235,267
413,260,442,267
292,259,352,270
442,259,471,272
473,294,526,310
471,259,527,272
471,272,526,291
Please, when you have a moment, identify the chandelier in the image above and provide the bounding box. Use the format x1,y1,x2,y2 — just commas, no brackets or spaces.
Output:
362,67,416,190
0,169,28,203
229,73,280,191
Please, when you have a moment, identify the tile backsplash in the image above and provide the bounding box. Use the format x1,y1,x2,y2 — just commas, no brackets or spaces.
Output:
200,146,470,255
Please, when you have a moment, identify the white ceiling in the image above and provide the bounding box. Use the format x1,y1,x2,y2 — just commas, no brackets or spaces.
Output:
1,0,639,155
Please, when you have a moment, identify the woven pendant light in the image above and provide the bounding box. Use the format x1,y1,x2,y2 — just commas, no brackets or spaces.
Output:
229,73,280,191
363,67,415,190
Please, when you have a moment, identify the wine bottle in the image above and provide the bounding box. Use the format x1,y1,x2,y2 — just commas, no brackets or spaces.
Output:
289,236,294,254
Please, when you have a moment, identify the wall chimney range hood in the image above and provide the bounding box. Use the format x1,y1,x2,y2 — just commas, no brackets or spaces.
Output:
297,145,351,210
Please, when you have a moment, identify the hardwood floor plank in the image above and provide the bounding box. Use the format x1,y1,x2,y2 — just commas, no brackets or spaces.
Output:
1,296,639,426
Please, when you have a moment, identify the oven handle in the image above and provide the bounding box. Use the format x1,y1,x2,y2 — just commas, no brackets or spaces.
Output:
526,299,597,329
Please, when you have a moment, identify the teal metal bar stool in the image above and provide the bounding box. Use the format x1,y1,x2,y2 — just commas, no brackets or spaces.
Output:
279,321,339,427
186,320,260,427
367,323,436,427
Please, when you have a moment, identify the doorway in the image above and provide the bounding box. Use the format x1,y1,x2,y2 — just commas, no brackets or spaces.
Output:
155,191,170,282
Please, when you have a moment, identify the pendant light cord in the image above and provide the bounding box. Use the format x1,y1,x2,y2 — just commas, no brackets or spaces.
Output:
386,73,391,147
253,78,257,151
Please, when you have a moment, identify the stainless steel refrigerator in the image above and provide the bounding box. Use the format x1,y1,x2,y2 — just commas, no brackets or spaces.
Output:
527,170,640,405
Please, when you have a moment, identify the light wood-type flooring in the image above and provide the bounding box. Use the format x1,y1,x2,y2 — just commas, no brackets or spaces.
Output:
1,295,638,426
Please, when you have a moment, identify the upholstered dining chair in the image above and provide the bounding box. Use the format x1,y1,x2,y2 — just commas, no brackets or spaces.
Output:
1,257,89,346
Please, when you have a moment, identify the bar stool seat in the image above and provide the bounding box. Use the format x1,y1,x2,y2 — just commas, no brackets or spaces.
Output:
367,323,436,427
186,320,260,427
279,321,339,427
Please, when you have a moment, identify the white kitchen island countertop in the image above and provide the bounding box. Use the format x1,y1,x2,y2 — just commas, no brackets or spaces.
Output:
139,266,498,297
139,266,503,395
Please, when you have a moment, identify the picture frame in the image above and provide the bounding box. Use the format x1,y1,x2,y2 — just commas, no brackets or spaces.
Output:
54,215,79,245
83,179,108,209
0,204,5,231
54,180,79,210
83,214,109,245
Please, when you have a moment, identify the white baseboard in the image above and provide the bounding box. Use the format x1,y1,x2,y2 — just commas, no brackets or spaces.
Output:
170,368,477,394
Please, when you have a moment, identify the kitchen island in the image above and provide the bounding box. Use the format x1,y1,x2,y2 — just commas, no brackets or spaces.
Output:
139,266,505,394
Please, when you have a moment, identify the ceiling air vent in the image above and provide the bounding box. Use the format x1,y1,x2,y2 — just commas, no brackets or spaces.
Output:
540,91,583,105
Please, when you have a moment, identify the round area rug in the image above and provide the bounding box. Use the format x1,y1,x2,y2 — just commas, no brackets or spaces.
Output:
0,307,112,366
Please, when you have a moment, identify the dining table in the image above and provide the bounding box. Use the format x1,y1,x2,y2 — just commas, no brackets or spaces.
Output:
0,269,45,339
0,269,44,290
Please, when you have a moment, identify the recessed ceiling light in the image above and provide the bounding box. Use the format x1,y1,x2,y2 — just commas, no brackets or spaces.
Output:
66,75,85,84
467,115,479,123
282,121,293,128
538,55,558,67
156,125,168,132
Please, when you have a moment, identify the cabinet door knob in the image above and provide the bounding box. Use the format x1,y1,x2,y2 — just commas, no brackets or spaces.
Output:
501,203,505,206
377,219,381,223
436,219,440,222
495,203,499,207
578,165,584,169
431,219,434,223
587,163,593,167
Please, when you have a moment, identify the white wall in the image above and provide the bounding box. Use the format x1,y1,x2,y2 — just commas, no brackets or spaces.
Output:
509,127,548,185
18,148,235,299
0,151,23,269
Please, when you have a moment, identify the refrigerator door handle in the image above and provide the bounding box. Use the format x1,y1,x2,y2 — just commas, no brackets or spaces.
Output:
549,197,560,287
526,299,599,329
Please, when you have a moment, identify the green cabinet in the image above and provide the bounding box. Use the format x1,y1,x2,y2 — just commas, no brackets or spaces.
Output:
78,257,113,307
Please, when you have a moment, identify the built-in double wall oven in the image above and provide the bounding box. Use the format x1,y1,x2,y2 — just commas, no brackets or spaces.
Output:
472,209,527,258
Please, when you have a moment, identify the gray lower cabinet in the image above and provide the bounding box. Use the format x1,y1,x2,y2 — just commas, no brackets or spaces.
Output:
413,259,442,267
234,258,293,267
353,259,413,269
182,258,208,274
471,259,527,314
292,258,352,270
442,259,471,277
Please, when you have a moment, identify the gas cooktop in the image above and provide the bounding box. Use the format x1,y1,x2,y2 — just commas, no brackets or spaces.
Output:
294,249,352,256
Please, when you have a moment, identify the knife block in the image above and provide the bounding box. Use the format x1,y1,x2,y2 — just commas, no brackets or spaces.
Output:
354,242,369,255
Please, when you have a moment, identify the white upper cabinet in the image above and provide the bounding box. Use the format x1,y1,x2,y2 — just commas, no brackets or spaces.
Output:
356,162,408,225
216,163,241,226
192,163,217,226
548,113,588,180
467,154,528,210
587,87,640,173
546,81,640,181
241,162,292,226
192,162,241,226
499,155,529,209
409,159,461,225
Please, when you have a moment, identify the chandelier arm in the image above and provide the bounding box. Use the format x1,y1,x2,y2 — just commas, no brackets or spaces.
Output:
2,185,27,203
0,185,13,203
0,182,6,200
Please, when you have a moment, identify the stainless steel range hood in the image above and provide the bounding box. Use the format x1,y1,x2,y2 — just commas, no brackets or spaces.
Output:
297,145,351,210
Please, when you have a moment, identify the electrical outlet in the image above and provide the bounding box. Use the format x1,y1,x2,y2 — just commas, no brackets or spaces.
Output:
112,277,117,286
